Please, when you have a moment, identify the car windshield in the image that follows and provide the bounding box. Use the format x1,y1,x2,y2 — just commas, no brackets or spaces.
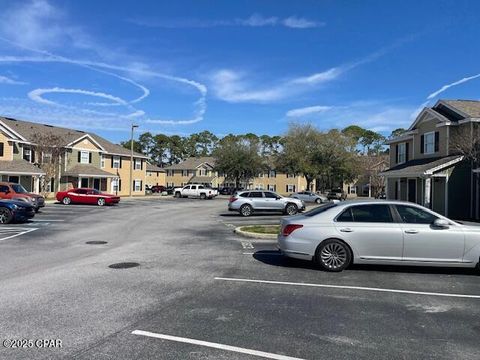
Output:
304,202,337,217
11,184,28,193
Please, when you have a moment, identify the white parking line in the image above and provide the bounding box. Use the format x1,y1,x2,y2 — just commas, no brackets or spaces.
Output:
241,241,254,249
0,228,38,242
132,330,305,360
214,277,480,299
31,219,65,222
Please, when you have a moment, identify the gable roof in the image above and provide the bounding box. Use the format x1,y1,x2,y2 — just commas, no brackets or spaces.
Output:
0,159,45,175
164,156,216,170
0,116,147,158
439,100,480,118
381,155,463,177
146,163,165,172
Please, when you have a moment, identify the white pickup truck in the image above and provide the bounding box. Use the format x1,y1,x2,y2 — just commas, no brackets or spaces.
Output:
174,184,218,199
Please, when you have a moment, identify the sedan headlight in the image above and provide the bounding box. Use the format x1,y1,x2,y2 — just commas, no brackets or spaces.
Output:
31,197,37,202
11,204,18,210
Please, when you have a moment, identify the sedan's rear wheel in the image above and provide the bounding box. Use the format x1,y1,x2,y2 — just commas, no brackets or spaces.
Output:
240,204,253,217
0,207,13,224
316,239,351,272
62,197,71,205
315,198,321,204
285,203,298,216
97,198,106,206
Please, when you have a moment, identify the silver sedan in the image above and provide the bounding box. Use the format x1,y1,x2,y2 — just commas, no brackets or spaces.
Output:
290,191,328,204
278,200,480,272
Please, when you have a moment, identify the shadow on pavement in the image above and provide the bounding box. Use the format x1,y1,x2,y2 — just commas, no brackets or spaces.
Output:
253,250,479,276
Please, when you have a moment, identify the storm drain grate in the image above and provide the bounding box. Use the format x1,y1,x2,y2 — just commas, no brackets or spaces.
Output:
86,241,108,245
108,262,140,269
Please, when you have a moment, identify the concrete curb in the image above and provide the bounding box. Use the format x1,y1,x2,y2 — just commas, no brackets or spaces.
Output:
234,226,278,240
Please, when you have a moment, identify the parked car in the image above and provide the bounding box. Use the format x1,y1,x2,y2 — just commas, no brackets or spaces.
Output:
0,199,36,224
375,192,387,199
290,191,328,204
150,185,166,193
220,187,244,195
228,190,305,217
327,188,347,200
278,200,480,272
56,188,120,206
174,184,218,199
165,186,175,195
0,182,45,212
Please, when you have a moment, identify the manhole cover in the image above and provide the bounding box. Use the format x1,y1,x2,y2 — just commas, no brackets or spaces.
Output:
108,262,140,269
86,241,108,245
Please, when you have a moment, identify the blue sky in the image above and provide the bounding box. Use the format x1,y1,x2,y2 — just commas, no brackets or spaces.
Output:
0,0,480,142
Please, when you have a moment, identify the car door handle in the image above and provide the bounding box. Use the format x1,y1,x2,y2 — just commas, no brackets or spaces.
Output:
404,229,418,234
340,228,353,233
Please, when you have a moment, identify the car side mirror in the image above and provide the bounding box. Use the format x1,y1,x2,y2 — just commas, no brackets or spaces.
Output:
432,219,449,229
276,196,281,200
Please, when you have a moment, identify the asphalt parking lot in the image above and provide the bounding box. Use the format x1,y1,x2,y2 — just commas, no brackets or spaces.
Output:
0,197,479,359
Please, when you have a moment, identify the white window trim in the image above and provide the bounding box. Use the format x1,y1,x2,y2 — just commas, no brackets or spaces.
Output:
80,150,89,164
398,142,406,164
134,159,142,170
113,156,120,169
134,179,142,192
424,131,435,155
100,154,105,168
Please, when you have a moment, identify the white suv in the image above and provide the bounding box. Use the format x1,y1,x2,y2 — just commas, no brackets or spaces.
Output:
228,190,305,217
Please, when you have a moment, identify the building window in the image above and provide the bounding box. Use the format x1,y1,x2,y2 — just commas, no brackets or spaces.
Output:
198,168,207,176
424,132,435,154
42,152,52,164
0,142,3,157
111,178,119,192
182,170,189,177
101,154,105,168
286,184,296,193
80,151,89,164
258,173,264,178
23,147,31,162
13,143,19,154
268,184,276,191
397,143,406,163
287,173,295,178
255,184,264,190
113,156,120,169
269,170,276,178
134,159,142,170
134,180,142,192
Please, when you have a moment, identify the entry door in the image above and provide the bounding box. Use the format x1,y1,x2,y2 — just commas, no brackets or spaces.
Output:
93,178,100,190
334,204,404,260
81,178,89,188
395,204,465,262
407,179,416,203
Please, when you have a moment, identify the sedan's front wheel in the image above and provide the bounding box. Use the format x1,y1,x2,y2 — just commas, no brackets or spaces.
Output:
316,239,352,272
0,207,13,224
97,198,106,206
62,197,71,205
285,203,298,216
315,198,322,204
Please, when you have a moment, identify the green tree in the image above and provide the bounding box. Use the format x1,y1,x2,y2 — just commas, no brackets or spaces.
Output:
390,128,407,139
120,139,143,154
213,136,266,188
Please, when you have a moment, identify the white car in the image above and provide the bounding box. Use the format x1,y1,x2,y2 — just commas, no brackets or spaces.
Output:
174,184,218,199
278,200,480,272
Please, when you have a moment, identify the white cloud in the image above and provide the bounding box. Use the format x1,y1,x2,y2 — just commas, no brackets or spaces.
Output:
28,87,128,106
130,13,323,29
285,101,415,133
427,73,480,100
291,68,342,85
282,16,324,29
0,0,65,50
286,105,332,117
0,75,26,85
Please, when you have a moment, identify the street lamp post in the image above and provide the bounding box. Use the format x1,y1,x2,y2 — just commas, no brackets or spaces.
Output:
129,124,139,198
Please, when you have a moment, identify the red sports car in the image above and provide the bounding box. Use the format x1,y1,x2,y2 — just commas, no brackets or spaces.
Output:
56,188,120,206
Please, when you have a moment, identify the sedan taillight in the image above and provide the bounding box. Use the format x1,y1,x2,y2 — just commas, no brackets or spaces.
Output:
282,224,303,236
229,197,237,203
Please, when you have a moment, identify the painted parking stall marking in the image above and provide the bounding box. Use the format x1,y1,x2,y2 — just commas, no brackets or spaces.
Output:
132,330,305,360
215,277,480,299
0,227,38,241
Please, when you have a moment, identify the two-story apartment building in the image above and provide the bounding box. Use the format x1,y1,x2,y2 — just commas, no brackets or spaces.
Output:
0,117,148,197
164,156,312,195
382,100,479,219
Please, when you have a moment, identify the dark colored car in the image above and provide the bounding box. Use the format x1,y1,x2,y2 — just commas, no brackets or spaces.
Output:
151,185,166,193
165,187,175,195
56,188,120,206
0,182,45,212
327,188,347,200
0,199,36,224
375,192,387,199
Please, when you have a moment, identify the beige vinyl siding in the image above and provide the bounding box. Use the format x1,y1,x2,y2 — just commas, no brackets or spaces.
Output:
413,119,447,159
